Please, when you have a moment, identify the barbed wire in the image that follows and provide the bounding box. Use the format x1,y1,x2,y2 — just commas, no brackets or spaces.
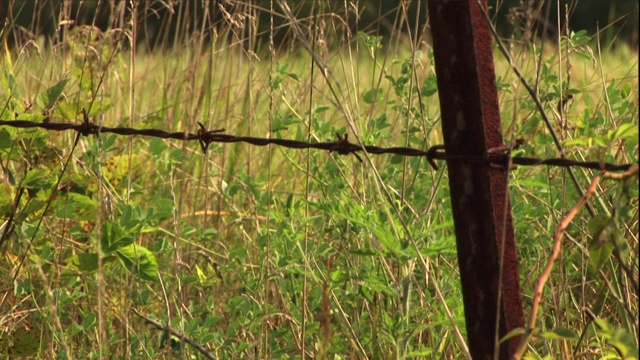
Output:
0,118,635,172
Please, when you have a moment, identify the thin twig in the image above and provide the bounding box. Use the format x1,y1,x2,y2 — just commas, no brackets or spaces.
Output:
513,170,604,359
131,308,217,360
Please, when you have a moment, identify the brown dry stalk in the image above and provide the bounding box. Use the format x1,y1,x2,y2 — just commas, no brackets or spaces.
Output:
513,170,605,359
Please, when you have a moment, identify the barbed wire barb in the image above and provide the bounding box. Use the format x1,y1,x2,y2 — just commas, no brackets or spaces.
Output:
0,119,635,172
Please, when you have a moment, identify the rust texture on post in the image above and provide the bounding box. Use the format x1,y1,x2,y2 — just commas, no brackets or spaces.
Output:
426,1,524,359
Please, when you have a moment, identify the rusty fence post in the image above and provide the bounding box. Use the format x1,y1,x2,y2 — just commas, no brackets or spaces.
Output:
426,1,525,359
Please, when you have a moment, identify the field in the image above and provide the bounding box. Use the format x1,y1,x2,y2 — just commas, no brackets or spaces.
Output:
0,1,638,359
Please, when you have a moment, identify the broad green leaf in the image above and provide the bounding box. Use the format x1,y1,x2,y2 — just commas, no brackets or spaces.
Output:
82,312,97,330
611,230,631,261
2,68,20,99
358,31,382,50
594,318,612,332
0,332,8,356
37,79,69,110
363,88,384,104
620,82,632,98
17,199,45,222
10,328,40,357
588,214,610,234
570,30,590,46
116,244,158,281
196,264,207,284
358,286,374,302
149,138,168,156
574,51,593,61
390,154,404,164
421,76,438,97
499,327,527,344
589,239,614,272
349,248,382,256
588,215,615,271
55,193,97,221
403,347,433,357
101,221,136,253
70,323,84,336
361,273,394,296
23,168,51,189
541,327,578,339
67,253,99,273
609,123,637,142
160,331,182,353
0,129,12,149
608,328,638,357
563,138,588,147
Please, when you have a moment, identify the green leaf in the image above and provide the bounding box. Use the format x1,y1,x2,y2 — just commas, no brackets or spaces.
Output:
590,240,614,272
574,51,593,61
2,68,21,99
499,327,527,344
609,123,637,142
70,323,84,336
196,264,207,284
37,79,68,110
10,327,40,357
55,193,97,221
349,248,382,256
563,138,588,147
160,331,183,353
594,318,612,332
0,129,12,149
541,327,578,339
421,76,438,97
17,199,45,222
358,31,382,50
116,244,158,281
588,215,615,271
149,138,168,156
24,168,51,190
403,347,433,357
67,253,99,273
570,30,590,46
363,88,384,104
101,221,136,253
620,82,632,98
358,286,375,303
588,214,610,234
390,154,404,164
611,230,631,261
82,312,97,331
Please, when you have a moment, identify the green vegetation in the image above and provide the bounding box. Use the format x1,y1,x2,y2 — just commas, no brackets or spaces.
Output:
0,2,637,359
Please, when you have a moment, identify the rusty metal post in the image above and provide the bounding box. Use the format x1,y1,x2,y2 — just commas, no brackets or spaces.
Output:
426,1,524,359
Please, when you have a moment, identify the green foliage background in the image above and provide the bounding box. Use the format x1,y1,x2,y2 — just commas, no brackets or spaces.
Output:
0,1,637,359
1,0,638,49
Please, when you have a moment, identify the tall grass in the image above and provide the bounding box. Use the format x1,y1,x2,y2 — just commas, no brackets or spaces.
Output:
0,1,637,359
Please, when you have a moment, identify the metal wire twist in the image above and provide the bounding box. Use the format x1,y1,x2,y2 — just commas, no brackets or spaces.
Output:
0,119,635,172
